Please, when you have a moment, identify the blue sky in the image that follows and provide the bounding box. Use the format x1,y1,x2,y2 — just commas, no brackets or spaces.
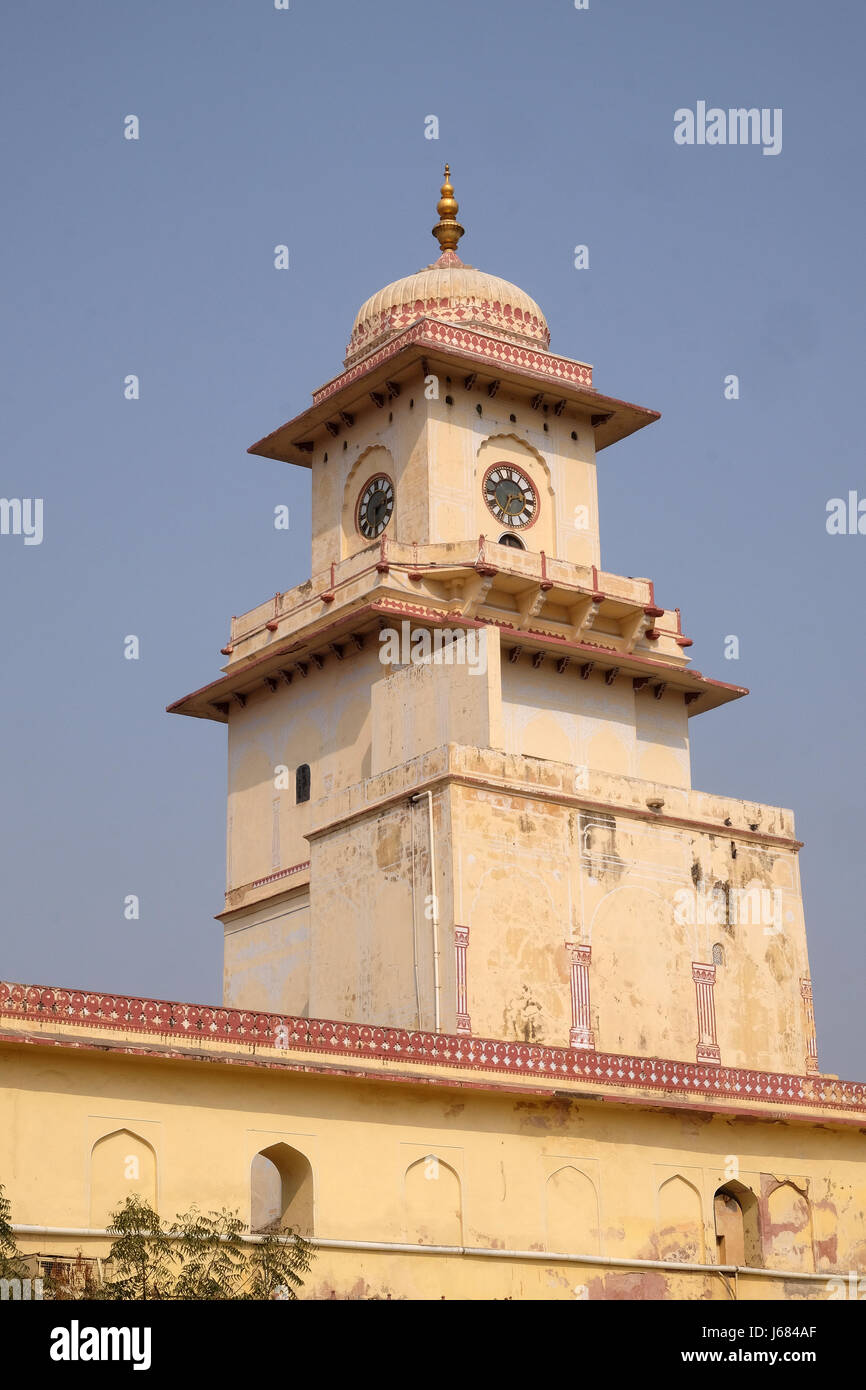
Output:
1,0,864,1076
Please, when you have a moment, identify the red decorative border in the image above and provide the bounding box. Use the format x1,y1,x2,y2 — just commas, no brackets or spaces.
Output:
481,462,541,533
311,321,594,409
454,926,471,1034
249,860,311,891
347,288,551,363
1,980,863,1115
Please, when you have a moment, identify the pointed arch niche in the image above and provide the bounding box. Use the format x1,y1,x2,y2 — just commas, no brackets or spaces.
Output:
763,1180,814,1272
403,1154,463,1246
89,1128,157,1229
657,1174,704,1263
545,1165,600,1254
713,1181,761,1267
250,1142,314,1236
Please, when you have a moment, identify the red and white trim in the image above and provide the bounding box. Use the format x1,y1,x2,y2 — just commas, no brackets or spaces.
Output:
248,860,311,892
310,320,594,411
454,926,471,1034
801,978,819,1074
565,942,595,1051
692,962,721,1065
4,979,863,1114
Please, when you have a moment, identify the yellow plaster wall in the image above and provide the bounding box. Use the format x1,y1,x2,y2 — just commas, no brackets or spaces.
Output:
309,376,602,573
371,627,501,775
307,785,452,1030
222,891,311,1016
502,662,691,788
226,646,380,892
3,1042,864,1300
450,782,574,1045
424,391,600,565
311,394,428,573
225,673,811,1070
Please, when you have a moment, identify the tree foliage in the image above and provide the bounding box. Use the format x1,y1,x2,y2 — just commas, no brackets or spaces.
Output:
0,1184,27,1281
0,1185,313,1300
97,1196,313,1301
97,1195,176,1301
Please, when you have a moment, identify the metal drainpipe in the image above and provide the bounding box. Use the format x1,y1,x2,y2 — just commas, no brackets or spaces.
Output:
411,791,441,1033
409,799,422,1028
12,1226,832,1285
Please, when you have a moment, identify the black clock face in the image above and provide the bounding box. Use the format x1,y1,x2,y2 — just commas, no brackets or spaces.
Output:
357,475,394,538
483,465,537,529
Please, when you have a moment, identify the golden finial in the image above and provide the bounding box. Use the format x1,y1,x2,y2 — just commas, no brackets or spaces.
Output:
432,163,465,256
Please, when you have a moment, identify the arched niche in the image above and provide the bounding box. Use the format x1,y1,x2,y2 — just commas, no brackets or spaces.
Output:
250,1142,314,1236
763,1181,814,1272
89,1128,157,1229
657,1175,704,1263
713,1180,761,1267
546,1165,599,1254
404,1154,462,1246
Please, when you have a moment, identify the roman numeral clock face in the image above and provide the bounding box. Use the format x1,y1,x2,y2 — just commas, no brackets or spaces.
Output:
357,474,394,538
483,465,538,529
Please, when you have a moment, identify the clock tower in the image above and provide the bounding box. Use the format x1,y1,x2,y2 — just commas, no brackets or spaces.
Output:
170,169,818,1079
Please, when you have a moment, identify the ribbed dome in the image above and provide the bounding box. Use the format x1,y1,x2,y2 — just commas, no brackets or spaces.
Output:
346,249,550,367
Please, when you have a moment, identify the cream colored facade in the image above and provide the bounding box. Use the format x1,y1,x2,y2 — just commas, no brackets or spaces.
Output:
2,1008,865,1301
1,171,863,1299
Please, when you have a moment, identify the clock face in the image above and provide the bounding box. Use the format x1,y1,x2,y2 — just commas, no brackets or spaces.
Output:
357,474,394,538
483,464,538,529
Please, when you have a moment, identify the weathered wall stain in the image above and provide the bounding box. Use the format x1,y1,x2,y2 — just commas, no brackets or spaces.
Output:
588,1271,669,1301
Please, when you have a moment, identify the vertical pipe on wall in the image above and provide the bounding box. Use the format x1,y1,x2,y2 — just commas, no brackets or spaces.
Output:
412,790,441,1032
409,798,422,1027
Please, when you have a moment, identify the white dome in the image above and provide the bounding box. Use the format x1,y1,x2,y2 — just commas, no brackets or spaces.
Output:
346,250,550,366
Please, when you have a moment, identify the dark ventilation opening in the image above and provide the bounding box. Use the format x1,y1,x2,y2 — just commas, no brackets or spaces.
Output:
251,1143,314,1236
713,1182,761,1267
499,533,525,550
296,764,311,803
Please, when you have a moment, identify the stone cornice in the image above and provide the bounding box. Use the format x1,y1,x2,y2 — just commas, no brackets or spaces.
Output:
247,319,658,465
306,745,800,852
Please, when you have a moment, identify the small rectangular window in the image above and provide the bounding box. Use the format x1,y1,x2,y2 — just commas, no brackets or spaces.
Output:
296,764,311,804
